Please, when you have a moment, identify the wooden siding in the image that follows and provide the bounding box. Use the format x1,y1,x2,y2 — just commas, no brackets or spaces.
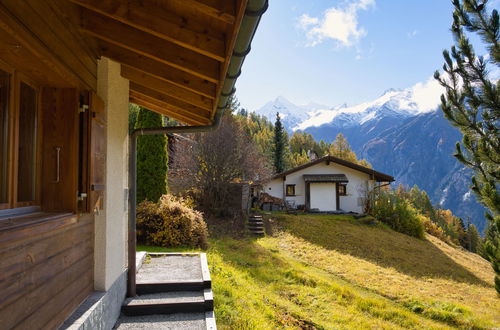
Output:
0,213,94,329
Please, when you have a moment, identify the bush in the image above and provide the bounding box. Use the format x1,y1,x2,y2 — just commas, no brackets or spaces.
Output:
136,194,208,249
419,214,453,244
369,190,425,239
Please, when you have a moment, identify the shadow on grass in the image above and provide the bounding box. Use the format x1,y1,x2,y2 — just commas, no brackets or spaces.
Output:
268,214,491,287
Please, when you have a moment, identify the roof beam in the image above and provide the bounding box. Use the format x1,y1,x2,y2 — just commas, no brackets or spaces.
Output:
130,82,212,122
0,3,89,89
121,66,213,111
170,0,236,24
130,97,204,126
80,10,219,83
130,91,209,126
98,41,216,98
70,0,226,61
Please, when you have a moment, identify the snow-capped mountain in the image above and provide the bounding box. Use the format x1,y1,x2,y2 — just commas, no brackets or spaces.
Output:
254,81,487,232
256,79,443,133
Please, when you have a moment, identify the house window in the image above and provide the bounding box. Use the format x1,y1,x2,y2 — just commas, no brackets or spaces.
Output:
286,184,295,196
17,82,38,204
0,69,10,207
338,183,347,196
0,64,40,210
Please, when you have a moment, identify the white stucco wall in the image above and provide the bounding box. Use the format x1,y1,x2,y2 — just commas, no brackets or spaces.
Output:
263,160,376,213
94,57,129,291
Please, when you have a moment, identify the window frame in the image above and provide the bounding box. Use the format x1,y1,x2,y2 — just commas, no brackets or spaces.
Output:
338,183,347,196
0,60,42,211
286,184,296,197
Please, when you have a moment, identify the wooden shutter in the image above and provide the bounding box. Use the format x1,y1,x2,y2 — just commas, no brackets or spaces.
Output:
41,88,79,212
89,92,106,213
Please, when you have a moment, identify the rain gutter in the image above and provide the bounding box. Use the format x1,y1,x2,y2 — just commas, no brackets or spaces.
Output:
127,0,269,297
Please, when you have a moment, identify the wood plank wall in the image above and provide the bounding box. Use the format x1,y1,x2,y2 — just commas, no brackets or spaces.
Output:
0,213,94,329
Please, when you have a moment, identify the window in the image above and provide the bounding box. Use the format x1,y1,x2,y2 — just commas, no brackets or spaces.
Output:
17,82,38,203
0,68,10,207
338,183,347,196
0,63,39,211
286,184,295,196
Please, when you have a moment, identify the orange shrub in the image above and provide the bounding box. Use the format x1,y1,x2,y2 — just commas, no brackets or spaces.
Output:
136,194,208,249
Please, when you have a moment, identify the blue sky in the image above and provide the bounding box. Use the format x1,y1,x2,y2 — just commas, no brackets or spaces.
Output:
235,0,498,111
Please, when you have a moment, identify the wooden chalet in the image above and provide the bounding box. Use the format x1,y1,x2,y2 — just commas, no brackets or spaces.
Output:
0,0,266,328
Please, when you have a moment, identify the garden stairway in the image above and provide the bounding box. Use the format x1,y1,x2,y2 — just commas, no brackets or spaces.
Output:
114,253,216,330
248,214,265,236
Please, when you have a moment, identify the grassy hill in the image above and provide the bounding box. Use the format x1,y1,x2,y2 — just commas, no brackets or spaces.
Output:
140,214,499,329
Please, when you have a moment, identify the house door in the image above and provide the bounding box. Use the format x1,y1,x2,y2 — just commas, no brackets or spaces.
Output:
310,182,336,211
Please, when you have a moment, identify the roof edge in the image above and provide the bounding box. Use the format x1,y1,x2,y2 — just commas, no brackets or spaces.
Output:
270,155,395,182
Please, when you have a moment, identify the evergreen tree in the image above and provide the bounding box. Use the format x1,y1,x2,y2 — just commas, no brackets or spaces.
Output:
135,107,168,203
273,112,286,173
128,103,140,134
329,133,361,164
466,223,481,253
435,0,499,293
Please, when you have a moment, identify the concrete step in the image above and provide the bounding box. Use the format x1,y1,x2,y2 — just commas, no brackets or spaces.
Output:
136,280,210,294
114,312,213,330
122,289,213,316
248,222,264,227
248,220,264,224
249,230,265,235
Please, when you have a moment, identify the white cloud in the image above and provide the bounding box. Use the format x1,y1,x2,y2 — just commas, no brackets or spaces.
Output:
407,30,419,38
410,76,445,112
298,0,375,47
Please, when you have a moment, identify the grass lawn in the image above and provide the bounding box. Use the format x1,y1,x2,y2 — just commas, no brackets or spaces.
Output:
138,213,499,329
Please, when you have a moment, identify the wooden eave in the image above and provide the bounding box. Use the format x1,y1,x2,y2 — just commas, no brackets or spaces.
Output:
0,0,250,125
71,0,249,125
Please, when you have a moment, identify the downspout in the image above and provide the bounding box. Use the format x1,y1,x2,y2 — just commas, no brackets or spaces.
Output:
127,0,269,297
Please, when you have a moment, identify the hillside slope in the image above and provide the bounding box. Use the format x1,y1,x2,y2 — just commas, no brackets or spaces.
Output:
209,214,498,329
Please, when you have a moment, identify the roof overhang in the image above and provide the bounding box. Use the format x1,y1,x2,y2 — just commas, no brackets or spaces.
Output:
72,0,264,126
0,0,266,126
303,174,349,183
271,156,395,183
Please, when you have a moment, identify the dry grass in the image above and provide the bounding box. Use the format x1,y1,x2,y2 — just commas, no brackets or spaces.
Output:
269,213,499,328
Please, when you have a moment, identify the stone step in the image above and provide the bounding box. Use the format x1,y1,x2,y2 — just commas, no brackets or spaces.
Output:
115,312,209,329
248,222,264,227
249,229,265,234
248,219,264,224
122,289,213,316
136,280,210,294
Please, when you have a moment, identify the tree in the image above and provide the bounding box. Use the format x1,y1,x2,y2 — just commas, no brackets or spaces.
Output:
329,133,357,162
170,113,271,215
273,112,286,173
128,103,140,134
435,0,499,293
328,133,372,167
466,223,481,253
135,107,168,203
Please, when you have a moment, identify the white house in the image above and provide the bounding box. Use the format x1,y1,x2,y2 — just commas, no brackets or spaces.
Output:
263,156,395,213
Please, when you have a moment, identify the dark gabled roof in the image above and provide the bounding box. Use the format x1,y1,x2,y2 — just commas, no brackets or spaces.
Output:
303,174,349,183
271,155,395,182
